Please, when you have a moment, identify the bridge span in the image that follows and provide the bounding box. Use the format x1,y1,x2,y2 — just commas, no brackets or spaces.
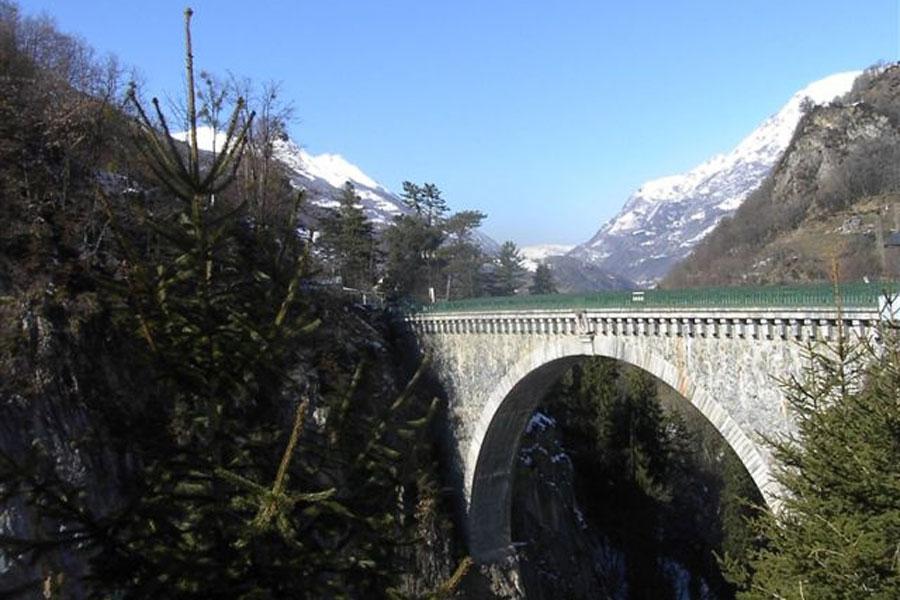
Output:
403,284,893,562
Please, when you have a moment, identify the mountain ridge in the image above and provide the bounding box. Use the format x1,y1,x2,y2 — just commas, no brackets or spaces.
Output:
173,127,500,253
568,70,862,287
664,64,900,288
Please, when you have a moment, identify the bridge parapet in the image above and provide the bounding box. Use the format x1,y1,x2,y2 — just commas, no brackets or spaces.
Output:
412,281,897,314
408,307,880,343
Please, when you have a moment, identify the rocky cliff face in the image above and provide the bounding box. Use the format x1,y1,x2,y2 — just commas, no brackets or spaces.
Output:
509,413,627,599
0,292,151,596
0,289,471,597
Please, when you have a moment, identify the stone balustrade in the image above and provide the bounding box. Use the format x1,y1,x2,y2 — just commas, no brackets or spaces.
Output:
408,307,879,342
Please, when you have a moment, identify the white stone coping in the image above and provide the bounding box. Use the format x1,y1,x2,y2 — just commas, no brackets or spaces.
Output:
406,307,881,342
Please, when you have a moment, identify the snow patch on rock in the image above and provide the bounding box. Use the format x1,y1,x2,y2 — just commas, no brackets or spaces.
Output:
520,244,575,271
525,411,557,434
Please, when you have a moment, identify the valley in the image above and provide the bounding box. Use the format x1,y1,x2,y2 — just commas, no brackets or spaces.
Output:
2,2,900,599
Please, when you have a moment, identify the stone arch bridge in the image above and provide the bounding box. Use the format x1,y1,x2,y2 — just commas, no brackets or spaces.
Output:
402,284,892,562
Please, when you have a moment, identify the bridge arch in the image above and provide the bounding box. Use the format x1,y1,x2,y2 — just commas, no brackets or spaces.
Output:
407,288,886,562
464,336,772,561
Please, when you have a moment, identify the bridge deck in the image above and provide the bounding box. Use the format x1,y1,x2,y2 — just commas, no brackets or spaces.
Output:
413,282,899,314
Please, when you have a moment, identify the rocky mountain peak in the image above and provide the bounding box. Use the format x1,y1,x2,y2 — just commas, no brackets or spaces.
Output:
568,71,861,288
665,64,900,288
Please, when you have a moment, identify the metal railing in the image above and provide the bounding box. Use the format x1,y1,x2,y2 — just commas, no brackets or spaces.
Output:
409,282,900,314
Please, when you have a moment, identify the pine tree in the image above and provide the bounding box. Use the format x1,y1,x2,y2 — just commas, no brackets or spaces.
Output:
490,241,526,296
729,311,900,598
439,210,486,300
382,212,443,301
383,181,458,302
400,180,423,216
421,182,448,227
321,181,376,289
529,262,557,295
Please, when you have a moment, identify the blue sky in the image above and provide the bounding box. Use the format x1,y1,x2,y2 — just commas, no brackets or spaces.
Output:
17,1,900,245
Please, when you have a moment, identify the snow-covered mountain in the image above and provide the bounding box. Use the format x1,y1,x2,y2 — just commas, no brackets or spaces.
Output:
272,138,408,228
520,244,574,271
518,243,635,293
568,71,862,287
172,127,498,252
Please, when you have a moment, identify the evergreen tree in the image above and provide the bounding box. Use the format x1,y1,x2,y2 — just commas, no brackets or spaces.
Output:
729,314,900,598
400,180,423,216
384,181,457,301
321,181,376,289
490,241,527,296
382,212,443,301
439,210,486,300
551,357,620,466
529,262,558,295
421,182,448,227
383,182,476,302
538,357,758,597
547,360,673,593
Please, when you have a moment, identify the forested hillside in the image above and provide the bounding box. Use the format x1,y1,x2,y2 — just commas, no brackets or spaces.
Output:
510,359,761,598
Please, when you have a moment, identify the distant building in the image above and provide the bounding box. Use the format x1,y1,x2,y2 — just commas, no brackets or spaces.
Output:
884,231,900,278
884,231,900,247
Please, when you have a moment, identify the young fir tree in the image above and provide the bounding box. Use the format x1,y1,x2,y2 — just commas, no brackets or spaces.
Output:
529,262,558,295
490,241,527,296
0,9,442,597
728,307,900,599
321,181,376,289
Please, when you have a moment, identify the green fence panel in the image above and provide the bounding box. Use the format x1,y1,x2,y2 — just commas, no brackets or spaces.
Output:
408,282,900,314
